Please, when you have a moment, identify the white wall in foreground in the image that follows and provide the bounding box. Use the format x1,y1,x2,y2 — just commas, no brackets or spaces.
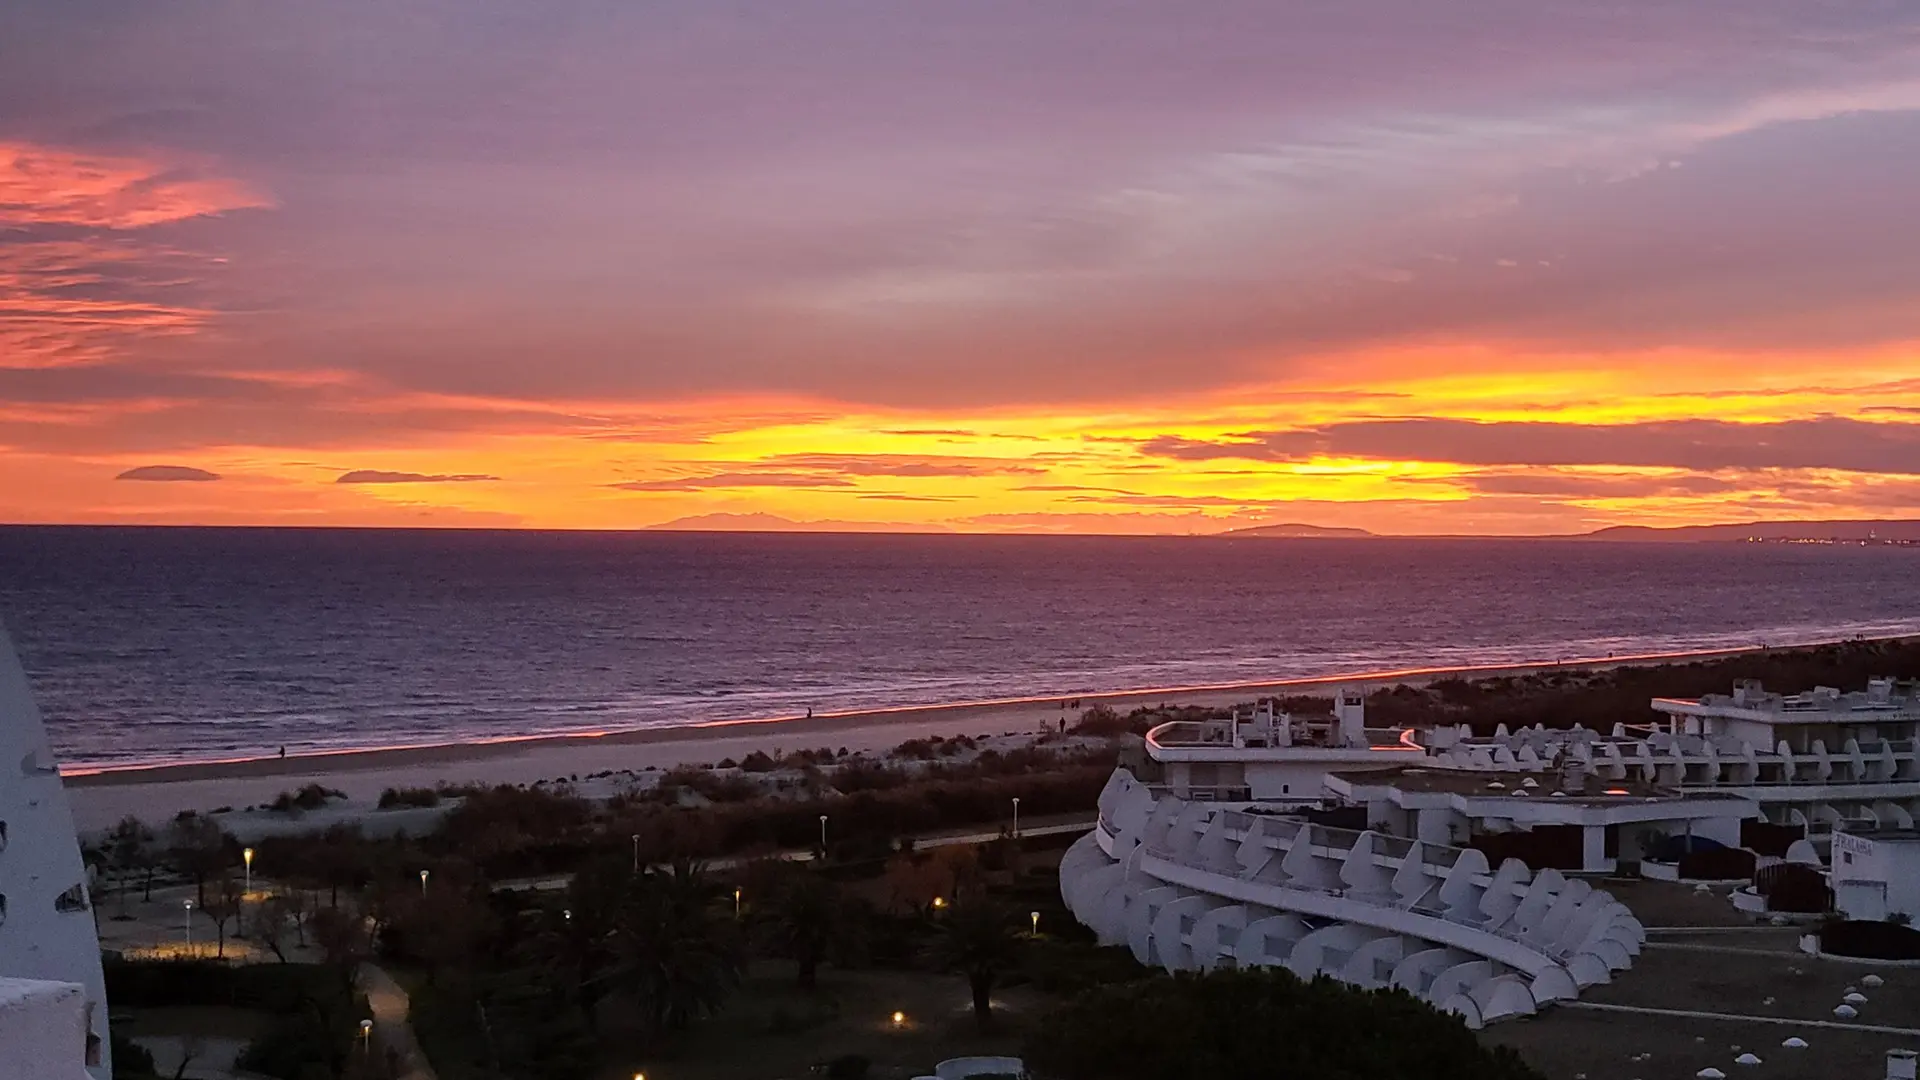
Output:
0,976,93,1080
0,619,109,1080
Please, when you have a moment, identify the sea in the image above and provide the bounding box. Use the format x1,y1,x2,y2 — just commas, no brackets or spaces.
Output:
1,526,1916,772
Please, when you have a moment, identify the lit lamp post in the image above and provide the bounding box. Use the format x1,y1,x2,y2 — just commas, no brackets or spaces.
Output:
818,814,829,857
359,1019,372,1056
1011,797,1021,839
734,887,742,919
183,900,194,955
1030,910,1040,935
418,869,429,895
243,847,254,897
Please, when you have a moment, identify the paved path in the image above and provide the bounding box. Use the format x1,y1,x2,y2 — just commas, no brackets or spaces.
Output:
492,816,1095,892
1565,1000,1920,1038
359,962,438,1080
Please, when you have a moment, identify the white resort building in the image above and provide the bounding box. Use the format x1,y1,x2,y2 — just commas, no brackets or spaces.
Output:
0,619,109,1080
1059,676,1920,1027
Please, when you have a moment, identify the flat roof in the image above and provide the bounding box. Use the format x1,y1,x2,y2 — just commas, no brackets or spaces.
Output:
1329,765,1694,803
1836,828,1920,843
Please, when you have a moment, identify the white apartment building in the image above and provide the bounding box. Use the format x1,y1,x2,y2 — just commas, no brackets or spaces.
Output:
1429,678,1920,838
1062,676,1920,1027
0,619,109,1080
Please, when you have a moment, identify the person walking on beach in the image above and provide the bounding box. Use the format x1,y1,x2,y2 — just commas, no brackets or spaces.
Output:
278,745,286,759
806,706,812,719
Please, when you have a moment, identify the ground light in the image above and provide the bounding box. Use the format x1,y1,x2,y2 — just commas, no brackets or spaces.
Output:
891,1011,906,1027
931,896,946,909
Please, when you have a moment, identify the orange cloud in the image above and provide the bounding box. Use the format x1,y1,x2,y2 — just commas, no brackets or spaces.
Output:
0,142,266,229
0,141,264,369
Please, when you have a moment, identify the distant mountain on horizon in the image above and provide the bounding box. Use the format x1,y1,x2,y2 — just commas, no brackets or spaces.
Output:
1220,522,1378,538
1577,519,1920,543
647,512,952,534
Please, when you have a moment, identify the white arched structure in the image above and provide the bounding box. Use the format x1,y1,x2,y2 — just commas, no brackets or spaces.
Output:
1061,771,1644,1029
0,617,109,1078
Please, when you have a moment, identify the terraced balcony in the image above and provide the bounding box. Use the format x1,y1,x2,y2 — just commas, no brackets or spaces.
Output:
1060,770,1645,1029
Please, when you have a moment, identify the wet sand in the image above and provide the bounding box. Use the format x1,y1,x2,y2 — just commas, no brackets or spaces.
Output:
61,639,1845,831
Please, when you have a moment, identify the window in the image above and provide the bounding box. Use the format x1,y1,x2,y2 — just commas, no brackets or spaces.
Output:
1842,852,1853,865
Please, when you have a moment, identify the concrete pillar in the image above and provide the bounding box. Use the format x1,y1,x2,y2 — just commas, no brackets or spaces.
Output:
1581,825,1608,873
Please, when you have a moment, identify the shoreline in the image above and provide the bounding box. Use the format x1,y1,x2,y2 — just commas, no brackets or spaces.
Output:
68,641,1787,787
59,637,1914,834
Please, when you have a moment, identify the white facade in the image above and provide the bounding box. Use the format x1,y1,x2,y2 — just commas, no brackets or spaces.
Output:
0,619,109,1080
1143,698,1421,804
0,977,94,1080
1830,829,1920,923
1061,771,1644,1029
1425,679,1920,840
1326,767,1755,874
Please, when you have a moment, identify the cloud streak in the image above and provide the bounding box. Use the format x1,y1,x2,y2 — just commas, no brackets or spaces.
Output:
1144,418,1920,476
336,470,500,484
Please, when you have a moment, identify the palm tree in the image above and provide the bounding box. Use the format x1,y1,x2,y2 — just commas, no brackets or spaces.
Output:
930,897,1025,1029
601,860,741,1035
762,871,844,988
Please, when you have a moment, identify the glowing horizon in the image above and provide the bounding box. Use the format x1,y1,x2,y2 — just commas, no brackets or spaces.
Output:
5,3,1920,535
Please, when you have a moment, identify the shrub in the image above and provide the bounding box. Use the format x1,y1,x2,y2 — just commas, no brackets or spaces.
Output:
377,786,443,809
111,1032,156,1078
822,1053,871,1079
1026,968,1544,1080
268,784,346,815
1819,919,1920,961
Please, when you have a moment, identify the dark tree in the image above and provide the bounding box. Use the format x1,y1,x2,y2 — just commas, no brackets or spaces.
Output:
929,897,1024,1029
1025,968,1546,1080
761,870,847,988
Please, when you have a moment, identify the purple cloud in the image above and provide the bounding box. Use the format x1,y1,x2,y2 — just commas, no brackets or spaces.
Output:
115,464,220,481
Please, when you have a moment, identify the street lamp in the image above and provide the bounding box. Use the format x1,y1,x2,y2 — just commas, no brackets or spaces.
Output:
734,887,742,919
243,847,254,897
1011,797,1021,838
631,833,641,873
418,869,429,894
1030,910,1040,935
359,1019,372,1055
183,900,194,954
818,814,829,856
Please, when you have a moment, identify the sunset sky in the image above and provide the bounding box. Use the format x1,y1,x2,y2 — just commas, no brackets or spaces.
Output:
4,2,1920,534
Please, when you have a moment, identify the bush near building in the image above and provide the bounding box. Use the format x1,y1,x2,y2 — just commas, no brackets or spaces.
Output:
1024,968,1545,1080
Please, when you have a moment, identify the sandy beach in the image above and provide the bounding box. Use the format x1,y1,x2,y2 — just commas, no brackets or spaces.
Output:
60,639,1855,833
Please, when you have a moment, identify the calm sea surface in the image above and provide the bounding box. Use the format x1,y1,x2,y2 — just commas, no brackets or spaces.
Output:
2,526,1916,770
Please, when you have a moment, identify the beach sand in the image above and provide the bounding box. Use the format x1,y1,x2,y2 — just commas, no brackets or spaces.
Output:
59,641,1825,832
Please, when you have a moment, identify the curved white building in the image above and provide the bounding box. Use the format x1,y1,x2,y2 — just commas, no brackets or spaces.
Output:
0,618,109,1079
1062,770,1644,1028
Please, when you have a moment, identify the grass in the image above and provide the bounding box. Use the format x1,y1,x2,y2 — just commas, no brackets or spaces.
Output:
1482,929,1920,1080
